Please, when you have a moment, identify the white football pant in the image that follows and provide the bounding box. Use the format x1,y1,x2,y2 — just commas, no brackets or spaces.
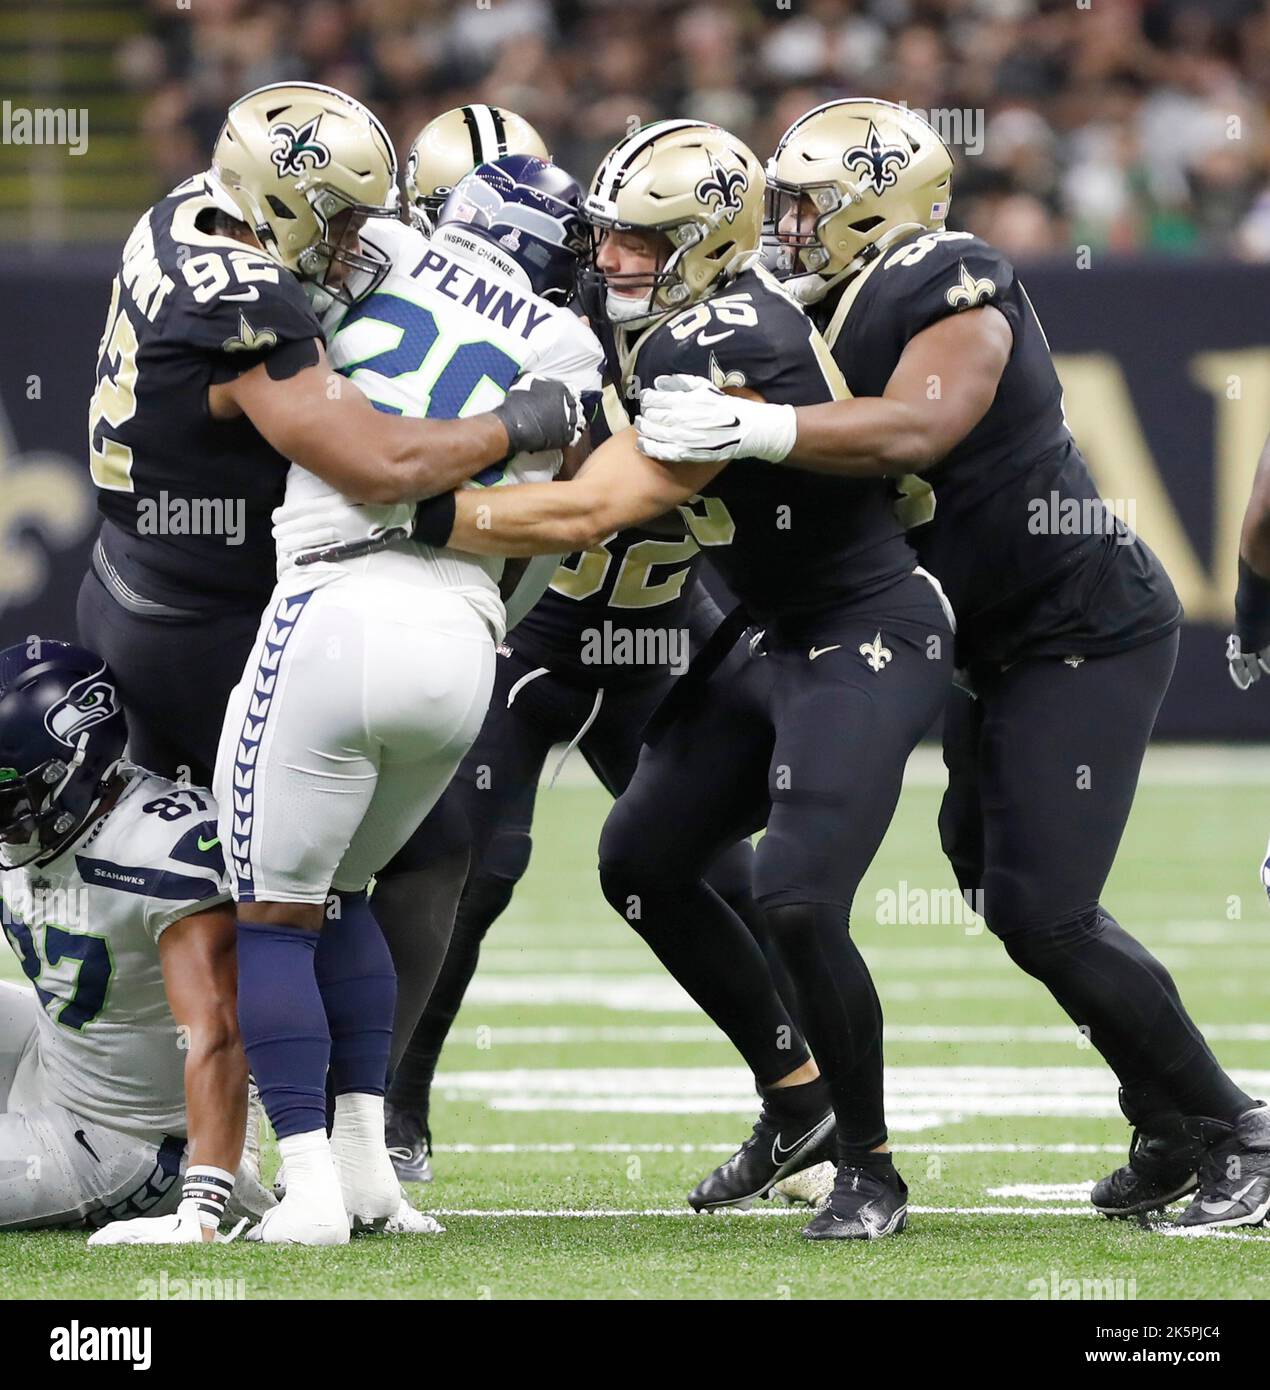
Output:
215,563,496,904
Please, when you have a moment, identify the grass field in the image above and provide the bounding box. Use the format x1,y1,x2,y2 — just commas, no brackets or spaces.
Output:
3,745,1270,1300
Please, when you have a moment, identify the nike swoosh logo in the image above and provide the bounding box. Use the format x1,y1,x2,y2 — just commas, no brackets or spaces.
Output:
74,1130,101,1163
198,835,220,851
697,329,734,346
221,288,259,302
808,645,842,661
1198,1177,1260,1215
772,1119,825,1165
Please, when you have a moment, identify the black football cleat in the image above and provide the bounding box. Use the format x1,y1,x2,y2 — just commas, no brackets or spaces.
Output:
802,1162,908,1241
1174,1103,1270,1230
688,1105,836,1211
1091,1117,1207,1219
385,1103,434,1184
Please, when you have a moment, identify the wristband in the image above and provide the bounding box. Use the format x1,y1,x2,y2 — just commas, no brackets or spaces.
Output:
412,491,457,548
1235,557,1270,650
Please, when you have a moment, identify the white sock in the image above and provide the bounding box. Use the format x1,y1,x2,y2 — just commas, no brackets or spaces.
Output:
276,1129,342,1200
332,1092,386,1154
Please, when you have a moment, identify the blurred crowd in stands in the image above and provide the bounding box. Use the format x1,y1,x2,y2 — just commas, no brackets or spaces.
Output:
119,0,1270,262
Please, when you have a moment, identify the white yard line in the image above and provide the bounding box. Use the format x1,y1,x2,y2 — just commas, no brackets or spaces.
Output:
421,1205,1105,1218
433,1141,1126,1155
444,1023,1270,1045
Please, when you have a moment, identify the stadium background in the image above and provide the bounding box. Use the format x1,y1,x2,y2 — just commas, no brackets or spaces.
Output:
1,0,1270,1304
3,0,1270,735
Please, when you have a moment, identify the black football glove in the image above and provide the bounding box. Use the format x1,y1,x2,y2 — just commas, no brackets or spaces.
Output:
490,375,584,458
1230,559,1270,690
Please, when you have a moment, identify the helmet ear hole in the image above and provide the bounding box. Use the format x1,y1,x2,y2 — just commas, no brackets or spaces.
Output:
849,215,885,234
266,195,296,220
705,239,735,262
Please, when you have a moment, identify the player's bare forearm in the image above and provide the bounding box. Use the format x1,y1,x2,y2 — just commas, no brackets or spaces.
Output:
159,907,249,1174
784,307,1013,476
219,346,510,505
1239,432,1270,578
449,427,719,556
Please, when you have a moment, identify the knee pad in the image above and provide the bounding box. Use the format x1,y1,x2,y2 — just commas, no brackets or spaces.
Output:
993,903,1106,972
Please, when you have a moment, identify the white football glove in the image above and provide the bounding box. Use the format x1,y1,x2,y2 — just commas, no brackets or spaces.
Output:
1227,632,1270,691
636,373,797,464
87,1198,245,1246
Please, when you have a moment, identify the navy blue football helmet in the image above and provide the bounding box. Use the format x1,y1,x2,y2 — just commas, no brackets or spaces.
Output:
0,640,128,868
435,154,589,304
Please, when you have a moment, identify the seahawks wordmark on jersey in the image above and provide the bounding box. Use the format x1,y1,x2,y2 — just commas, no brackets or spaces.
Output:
817,229,1180,664
624,266,915,630
0,772,227,1139
273,218,604,637
89,173,322,612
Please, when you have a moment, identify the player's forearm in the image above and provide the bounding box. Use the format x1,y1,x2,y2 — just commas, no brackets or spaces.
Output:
783,398,945,477
362,413,510,504
448,481,626,556
182,1012,249,1173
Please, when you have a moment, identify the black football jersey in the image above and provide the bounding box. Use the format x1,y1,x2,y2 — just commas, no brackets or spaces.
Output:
88,173,322,612
817,230,1181,665
514,380,708,685
624,267,915,631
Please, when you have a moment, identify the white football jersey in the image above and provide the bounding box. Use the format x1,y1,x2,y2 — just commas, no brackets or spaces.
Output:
272,218,604,636
0,771,228,1139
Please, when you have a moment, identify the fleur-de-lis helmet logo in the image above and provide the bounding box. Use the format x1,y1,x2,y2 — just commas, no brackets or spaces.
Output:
695,158,749,224
269,115,331,178
842,122,910,196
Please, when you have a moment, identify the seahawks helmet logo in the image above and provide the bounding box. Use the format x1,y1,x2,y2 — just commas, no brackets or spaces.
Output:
695,160,749,223
43,671,119,746
842,124,910,196
269,116,331,178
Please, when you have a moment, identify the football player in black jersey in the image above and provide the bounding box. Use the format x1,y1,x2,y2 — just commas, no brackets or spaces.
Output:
381,386,791,1182
635,100,1269,1232
409,120,957,1239
76,81,584,790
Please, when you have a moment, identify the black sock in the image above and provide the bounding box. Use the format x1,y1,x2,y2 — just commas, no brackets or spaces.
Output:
761,1075,831,1123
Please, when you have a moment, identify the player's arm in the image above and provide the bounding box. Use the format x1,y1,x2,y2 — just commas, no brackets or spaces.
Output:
1228,431,1270,689
637,307,1012,476
416,426,722,557
157,902,247,1179
209,342,580,506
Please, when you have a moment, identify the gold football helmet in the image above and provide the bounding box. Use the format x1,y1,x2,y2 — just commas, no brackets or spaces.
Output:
767,99,953,303
212,81,399,303
584,119,765,328
404,105,549,230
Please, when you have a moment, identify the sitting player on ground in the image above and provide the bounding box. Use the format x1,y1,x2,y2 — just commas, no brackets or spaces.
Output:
0,640,266,1243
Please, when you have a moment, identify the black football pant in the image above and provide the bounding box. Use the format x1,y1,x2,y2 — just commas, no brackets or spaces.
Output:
939,629,1252,1125
384,645,783,1127
599,573,954,1155
77,568,260,786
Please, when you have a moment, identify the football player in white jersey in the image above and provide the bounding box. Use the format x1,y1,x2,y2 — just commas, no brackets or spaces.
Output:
0,640,265,1241
212,155,603,1245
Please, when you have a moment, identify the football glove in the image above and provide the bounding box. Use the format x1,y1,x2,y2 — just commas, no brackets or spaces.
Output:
87,1198,246,1246
636,373,797,464
491,374,585,458
1227,633,1270,691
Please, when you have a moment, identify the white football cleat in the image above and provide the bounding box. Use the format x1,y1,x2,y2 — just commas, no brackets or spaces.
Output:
246,1188,350,1246
383,1196,445,1235
772,1160,835,1208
